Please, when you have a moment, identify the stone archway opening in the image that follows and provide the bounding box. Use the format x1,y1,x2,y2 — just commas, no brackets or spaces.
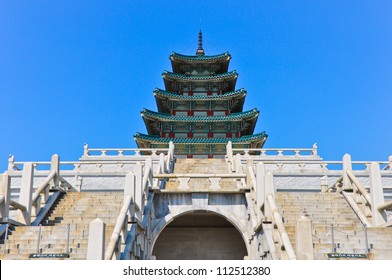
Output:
152,211,248,260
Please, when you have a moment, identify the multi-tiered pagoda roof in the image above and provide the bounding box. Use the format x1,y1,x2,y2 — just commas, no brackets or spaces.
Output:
134,31,267,157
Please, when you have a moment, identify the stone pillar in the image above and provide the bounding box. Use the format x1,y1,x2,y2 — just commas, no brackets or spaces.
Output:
124,172,136,219
256,163,265,210
134,163,143,221
0,174,11,222
320,176,328,192
18,163,34,225
342,154,352,190
50,154,60,189
87,218,106,260
264,172,275,219
296,216,314,260
369,162,387,226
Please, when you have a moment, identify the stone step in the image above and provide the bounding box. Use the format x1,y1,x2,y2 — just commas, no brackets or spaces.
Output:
2,191,122,260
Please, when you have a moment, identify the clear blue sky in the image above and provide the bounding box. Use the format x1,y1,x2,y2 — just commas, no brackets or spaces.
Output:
1,1,391,171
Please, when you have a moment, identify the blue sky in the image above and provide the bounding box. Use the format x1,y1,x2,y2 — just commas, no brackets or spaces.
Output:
1,1,391,170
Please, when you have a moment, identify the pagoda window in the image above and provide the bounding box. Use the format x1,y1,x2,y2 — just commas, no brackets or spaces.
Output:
176,133,187,138
214,133,226,138
226,132,232,138
214,111,226,116
207,110,213,116
193,133,207,138
194,111,207,117
169,132,175,138
175,111,187,117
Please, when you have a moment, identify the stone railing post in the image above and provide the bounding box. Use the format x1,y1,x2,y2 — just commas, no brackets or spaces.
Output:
124,172,136,219
246,160,254,189
264,172,275,219
256,163,265,210
0,173,11,222
369,162,387,226
83,143,89,157
134,163,143,222
235,153,242,174
87,218,106,260
296,216,314,260
45,154,60,207
342,154,352,190
312,143,318,157
389,155,392,170
17,163,34,225
226,141,233,162
7,155,15,171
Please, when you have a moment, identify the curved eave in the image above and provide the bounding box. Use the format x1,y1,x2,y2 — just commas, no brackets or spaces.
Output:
154,88,246,113
153,88,246,101
162,70,238,82
163,71,238,92
141,108,259,123
134,132,267,145
169,52,231,63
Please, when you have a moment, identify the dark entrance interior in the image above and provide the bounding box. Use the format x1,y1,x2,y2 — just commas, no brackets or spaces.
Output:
153,212,247,260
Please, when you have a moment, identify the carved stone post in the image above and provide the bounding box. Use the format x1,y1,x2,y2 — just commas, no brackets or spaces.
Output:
18,163,34,225
264,172,275,220
256,163,265,210
124,172,136,220
342,154,352,190
134,163,143,222
369,162,387,226
296,216,314,260
87,218,106,260
0,174,11,222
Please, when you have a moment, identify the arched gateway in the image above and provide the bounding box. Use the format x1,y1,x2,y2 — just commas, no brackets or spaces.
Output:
152,210,248,260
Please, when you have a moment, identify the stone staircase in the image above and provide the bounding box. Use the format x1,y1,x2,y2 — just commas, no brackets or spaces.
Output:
0,191,123,260
165,158,238,191
276,191,392,260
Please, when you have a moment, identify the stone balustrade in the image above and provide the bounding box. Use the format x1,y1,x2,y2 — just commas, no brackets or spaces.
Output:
325,154,391,227
82,143,172,158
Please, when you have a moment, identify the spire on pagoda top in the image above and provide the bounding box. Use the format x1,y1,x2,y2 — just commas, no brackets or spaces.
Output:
196,29,205,56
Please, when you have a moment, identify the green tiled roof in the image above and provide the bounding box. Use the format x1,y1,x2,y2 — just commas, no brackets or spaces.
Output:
170,52,231,62
134,132,267,144
162,70,237,81
154,88,246,101
141,108,259,122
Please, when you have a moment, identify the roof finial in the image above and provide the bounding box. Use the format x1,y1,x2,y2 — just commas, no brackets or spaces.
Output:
196,23,205,56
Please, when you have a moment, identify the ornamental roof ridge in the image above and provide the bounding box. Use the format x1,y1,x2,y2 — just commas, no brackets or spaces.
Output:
134,132,267,144
162,70,238,81
153,88,246,100
141,108,259,122
170,51,231,62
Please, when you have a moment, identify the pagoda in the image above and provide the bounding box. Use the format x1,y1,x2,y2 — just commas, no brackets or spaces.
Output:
134,31,267,158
